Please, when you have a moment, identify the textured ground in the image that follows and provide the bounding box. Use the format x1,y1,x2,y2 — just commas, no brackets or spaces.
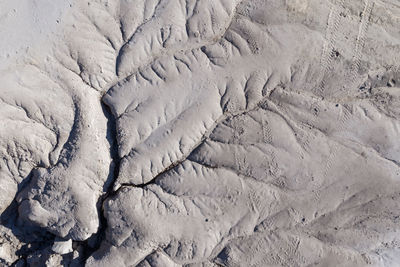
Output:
1,0,400,266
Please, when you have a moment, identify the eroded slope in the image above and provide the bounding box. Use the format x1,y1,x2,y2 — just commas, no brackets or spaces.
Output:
1,0,400,266
88,0,400,266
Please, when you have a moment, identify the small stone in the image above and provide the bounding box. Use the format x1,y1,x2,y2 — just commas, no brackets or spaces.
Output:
52,238,73,255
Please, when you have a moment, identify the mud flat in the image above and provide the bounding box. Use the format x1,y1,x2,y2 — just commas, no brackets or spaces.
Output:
1,0,400,266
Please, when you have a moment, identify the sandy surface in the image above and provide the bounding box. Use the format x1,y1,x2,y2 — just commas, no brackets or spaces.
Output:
0,0,400,266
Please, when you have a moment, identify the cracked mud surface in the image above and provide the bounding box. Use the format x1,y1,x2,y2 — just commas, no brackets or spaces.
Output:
1,0,400,266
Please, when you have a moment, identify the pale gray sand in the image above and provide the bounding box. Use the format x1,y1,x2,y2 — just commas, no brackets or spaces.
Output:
0,0,400,266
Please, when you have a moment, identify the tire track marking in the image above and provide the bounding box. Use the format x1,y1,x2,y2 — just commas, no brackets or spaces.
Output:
316,0,374,202
261,117,278,177
347,0,374,93
314,0,345,96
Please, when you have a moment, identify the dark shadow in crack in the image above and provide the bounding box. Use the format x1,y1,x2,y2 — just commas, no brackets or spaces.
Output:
101,98,120,193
